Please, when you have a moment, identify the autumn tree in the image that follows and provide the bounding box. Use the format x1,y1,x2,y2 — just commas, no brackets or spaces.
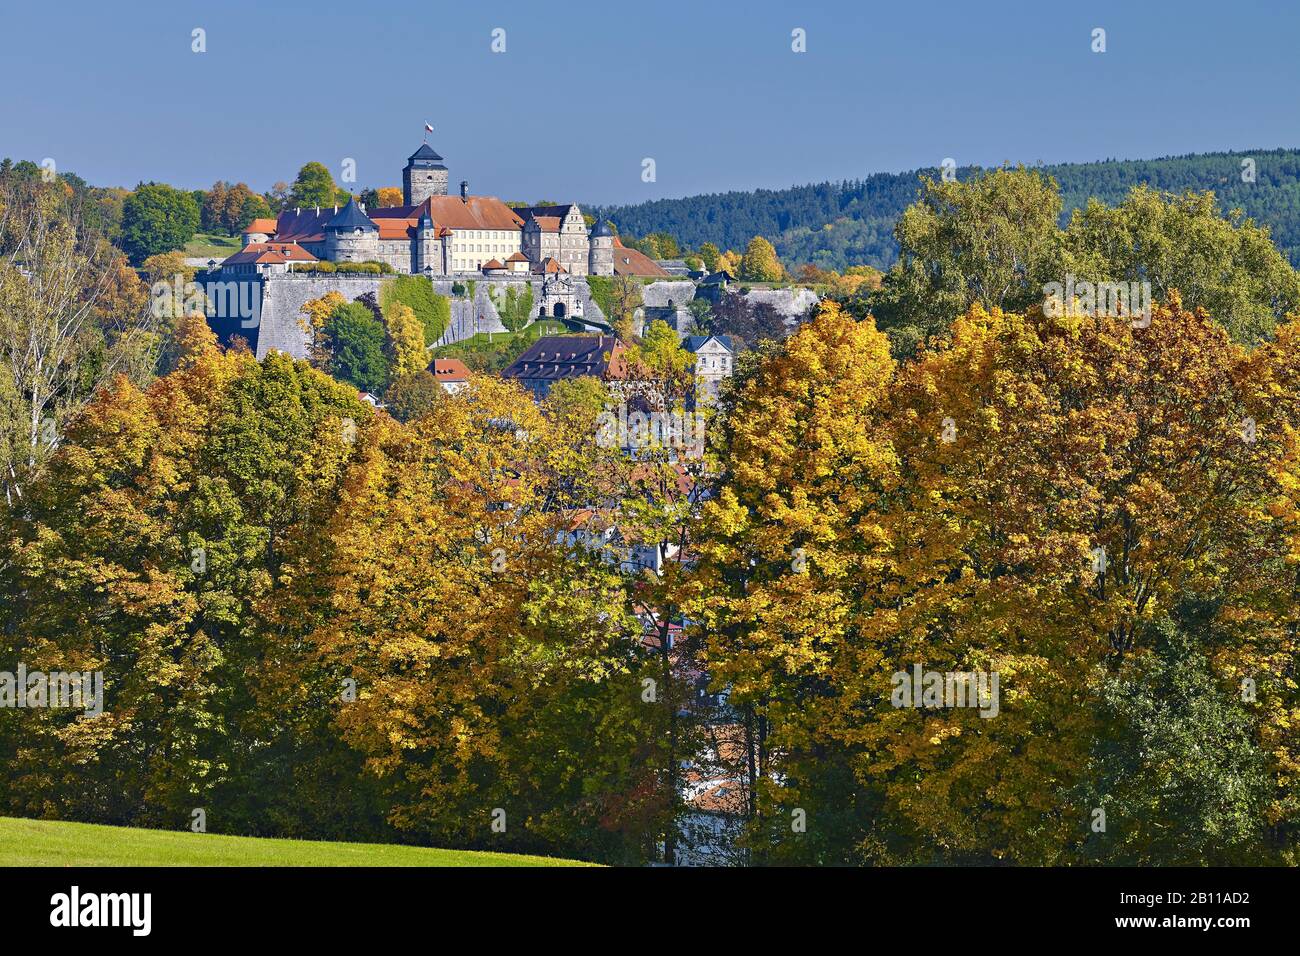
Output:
837,299,1289,862
0,176,157,502
297,375,662,861
698,242,721,272
739,236,783,283
299,290,347,369
382,300,428,381
687,301,896,863
0,345,375,835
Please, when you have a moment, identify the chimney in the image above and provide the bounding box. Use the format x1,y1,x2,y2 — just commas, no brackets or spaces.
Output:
460,180,469,202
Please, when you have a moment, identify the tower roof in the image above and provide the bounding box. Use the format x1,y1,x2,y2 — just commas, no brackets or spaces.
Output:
326,196,377,231
591,219,614,238
408,143,447,168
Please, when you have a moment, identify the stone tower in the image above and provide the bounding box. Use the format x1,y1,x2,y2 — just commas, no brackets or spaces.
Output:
588,219,615,276
324,196,378,262
403,143,449,205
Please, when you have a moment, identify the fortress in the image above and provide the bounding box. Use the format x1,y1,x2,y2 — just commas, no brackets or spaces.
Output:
223,142,666,280
200,138,816,363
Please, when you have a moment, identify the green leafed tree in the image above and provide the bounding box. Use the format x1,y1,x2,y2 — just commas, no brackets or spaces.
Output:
490,284,535,333
865,166,1062,354
120,183,201,263
289,162,340,210
324,301,390,393
1060,186,1300,345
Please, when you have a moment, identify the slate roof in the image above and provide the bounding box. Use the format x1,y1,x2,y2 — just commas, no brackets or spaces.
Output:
273,207,333,242
683,334,734,353
501,335,629,383
408,143,447,168
514,204,580,223
326,197,377,231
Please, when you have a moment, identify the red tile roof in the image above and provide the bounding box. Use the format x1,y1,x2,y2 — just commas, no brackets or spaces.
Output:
222,242,318,266
422,195,524,231
611,239,670,277
430,358,471,382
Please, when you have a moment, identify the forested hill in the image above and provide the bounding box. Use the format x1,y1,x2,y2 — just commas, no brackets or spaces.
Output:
589,148,1300,271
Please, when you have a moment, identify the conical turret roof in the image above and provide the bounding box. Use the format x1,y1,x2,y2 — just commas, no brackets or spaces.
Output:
326,196,376,231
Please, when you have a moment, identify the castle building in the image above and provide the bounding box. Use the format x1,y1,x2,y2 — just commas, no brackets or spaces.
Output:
232,140,668,279
516,204,591,276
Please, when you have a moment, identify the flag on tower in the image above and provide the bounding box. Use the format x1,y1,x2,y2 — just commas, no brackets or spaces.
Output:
424,122,434,133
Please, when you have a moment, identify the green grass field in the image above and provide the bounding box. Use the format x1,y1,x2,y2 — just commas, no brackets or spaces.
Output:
182,232,243,259
0,816,592,867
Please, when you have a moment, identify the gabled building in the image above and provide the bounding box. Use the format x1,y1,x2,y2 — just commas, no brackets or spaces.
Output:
501,334,629,399
682,334,734,405
429,358,471,394
219,241,318,275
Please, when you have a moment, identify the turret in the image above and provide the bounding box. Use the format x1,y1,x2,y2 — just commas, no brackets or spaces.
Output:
324,196,378,262
588,219,615,277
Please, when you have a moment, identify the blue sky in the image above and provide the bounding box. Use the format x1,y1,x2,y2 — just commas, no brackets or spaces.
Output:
1,0,1297,204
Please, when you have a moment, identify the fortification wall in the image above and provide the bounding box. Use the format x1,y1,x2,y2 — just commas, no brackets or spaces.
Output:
742,287,821,321
237,274,612,363
256,275,384,359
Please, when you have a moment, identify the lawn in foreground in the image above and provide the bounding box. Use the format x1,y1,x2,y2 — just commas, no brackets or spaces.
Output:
0,816,592,867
